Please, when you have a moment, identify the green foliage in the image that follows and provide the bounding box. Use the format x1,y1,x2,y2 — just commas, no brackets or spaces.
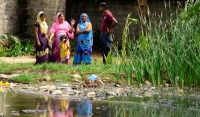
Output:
136,31,149,52
180,1,200,22
1,33,34,57
12,74,37,83
103,49,113,64
23,41,34,55
121,14,138,57
0,46,9,57
9,42,24,57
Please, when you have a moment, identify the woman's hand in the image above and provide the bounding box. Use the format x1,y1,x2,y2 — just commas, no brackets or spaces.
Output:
71,19,75,26
48,39,52,46
37,41,41,47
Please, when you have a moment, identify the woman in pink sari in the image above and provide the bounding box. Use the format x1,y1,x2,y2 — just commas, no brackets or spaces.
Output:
49,13,75,63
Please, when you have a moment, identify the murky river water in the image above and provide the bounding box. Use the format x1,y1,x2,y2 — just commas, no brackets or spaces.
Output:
0,89,200,117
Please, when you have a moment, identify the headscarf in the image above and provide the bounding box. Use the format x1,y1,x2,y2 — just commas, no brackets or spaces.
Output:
79,13,91,30
36,11,48,33
50,12,74,39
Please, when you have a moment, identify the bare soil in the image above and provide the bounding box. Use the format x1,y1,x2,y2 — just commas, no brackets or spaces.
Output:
0,49,102,64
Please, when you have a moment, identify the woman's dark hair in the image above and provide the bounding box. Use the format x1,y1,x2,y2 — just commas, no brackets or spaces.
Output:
40,13,46,18
58,13,64,18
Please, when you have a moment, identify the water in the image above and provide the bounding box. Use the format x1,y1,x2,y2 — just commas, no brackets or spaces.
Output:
1,89,200,117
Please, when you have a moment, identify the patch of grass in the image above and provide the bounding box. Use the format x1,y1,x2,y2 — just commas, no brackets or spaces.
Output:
0,59,119,83
12,74,39,83
51,74,71,82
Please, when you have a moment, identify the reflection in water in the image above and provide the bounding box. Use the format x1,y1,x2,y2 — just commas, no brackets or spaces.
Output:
75,99,92,117
52,97,73,117
1,91,200,117
35,96,52,117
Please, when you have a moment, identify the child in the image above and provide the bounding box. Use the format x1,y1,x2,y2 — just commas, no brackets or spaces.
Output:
59,35,71,65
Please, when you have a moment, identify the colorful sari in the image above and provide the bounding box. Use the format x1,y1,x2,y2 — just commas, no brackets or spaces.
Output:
35,11,50,64
73,13,93,64
49,13,74,62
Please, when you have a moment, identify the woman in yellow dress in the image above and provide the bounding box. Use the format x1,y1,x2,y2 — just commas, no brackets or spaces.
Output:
59,35,71,65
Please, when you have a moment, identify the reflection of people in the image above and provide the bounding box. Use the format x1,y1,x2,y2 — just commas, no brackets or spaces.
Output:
73,13,93,65
99,2,118,64
75,99,92,117
49,12,75,62
52,98,73,117
59,35,71,65
34,11,50,65
35,96,52,117
100,105,111,117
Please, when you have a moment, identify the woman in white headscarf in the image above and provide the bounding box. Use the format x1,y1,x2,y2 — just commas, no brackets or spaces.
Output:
34,11,50,65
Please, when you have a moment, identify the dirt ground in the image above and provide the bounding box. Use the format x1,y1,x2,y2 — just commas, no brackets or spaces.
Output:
0,49,102,64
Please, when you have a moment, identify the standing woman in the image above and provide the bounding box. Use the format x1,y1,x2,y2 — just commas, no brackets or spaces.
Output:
73,13,93,65
34,11,50,65
49,13,75,63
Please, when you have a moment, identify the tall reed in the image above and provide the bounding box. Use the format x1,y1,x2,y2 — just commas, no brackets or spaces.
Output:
118,0,200,88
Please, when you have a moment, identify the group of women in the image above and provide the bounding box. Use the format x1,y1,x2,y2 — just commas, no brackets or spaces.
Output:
35,11,93,65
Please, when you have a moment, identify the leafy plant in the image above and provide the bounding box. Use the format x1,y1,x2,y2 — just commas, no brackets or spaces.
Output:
0,46,9,57
0,33,34,57
103,49,113,64
9,42,24,57
121,14,138,57
23,41,34,55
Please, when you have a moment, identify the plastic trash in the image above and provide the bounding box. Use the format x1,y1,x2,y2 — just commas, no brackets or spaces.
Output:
88,74,98,81
59,84,69,87
0,81,9,86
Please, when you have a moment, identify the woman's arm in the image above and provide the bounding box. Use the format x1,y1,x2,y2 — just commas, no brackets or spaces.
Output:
76,22,92,35
35,26,41,46
48,33,54,45
69,19,75,33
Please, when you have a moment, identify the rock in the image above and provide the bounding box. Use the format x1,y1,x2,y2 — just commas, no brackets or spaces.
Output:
48,85,56,91
44,75,50,81
87,92,96,98
66,88,75,95
142,92,152,97
164,83,169,87
55,80,62,82
72,74,82,80
150,87,156,90
74,90,83,95
145,80,151,86
106,91,117,96
52,90,62,95
115,88,124,95
39,85,50,89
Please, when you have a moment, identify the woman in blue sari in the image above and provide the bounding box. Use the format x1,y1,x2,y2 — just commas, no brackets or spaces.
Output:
73,13,93,64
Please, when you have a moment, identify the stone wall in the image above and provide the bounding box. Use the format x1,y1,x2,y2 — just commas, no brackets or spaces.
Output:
0,0,19,35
